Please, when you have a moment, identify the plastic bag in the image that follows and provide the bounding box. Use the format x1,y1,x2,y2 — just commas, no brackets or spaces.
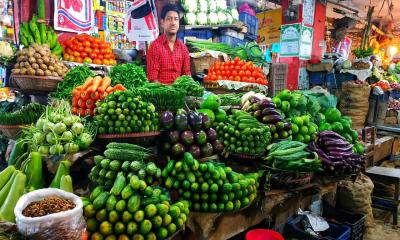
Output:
14,188,85,240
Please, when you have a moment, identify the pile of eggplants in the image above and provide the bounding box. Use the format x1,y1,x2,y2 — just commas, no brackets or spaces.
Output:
310,131,364,175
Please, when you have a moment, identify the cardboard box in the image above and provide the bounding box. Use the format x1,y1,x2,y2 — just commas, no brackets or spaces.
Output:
373,136,394,163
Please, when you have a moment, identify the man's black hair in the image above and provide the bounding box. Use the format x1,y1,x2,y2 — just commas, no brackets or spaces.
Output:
161,3,180,20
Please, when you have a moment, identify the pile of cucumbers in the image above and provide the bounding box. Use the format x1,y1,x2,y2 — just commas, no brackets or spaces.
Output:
162,152,259,212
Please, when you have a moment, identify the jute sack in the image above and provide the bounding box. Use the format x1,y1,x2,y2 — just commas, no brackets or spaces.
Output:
337,173,375,229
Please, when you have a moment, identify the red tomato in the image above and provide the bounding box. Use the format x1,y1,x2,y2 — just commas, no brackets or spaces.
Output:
225,70,231,76
77,46,84,52
248,77,255,83
89,53,98,59
221,71,226,76
73,51,81,57
78,108,86,116
63,54,70,61
80,52,88,58
84,47,92,53
93,49,100,54
256,78,263,84
216,70,221,75
238,70,245,77
234,57,240,62
83,41,91,48
97,54,104,60
211,74,217,81
232,70,238,76
100,49,107,54
220,66,225,71
91,43,99,49
234,76,241,81
76,57,83,63
242,76,249,82
229,76,234,80
235,65,241,71
93,58,102,65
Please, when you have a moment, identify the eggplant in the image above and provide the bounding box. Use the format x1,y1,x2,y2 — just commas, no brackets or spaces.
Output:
318,131,346,141
206,128,217,142
329,151,352,158
188,145,201,159
261,108,282,116
201,142,214,157
168,130,180,143
250,96,261,104
172,143,185,157
260,99,276,108
212,139,224,154
175,114,188,131
329,155,343,162
189,111,202,131
326,145,353,153
262,115,283,124
324,140,349,148
283,122,292,131
181,131,194,146
160,111,175,129
195,130,207,145
199,113,212,129
254,110,262,118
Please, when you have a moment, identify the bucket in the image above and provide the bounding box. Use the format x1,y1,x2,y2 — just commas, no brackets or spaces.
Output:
245,229,284,240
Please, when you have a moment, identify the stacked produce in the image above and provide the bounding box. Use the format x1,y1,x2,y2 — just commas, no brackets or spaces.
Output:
318,108,364,154
23,100,94,155
71,76,126,117
109,63,148,88
186,39,234,55
265,141,322,172
89,143,161,189
0,41,15,66
198,94,227,125
163,152,259,212
310,131,364,175
19,14,63,57
11,44,68,77
204,58,268,85
241,92,292,141
131,83,186,112
272,90,321,118
216,110,271,155
50,160,73,192
84,175,189,239
172,75,204,97
52,65,95,100
0,103,45,125
233,42,267,66
288,115,318,143
181,0,238,25
159,109,224,159
218,93,244,106
0,166,26,222
62,34,116,65
94,90,160,134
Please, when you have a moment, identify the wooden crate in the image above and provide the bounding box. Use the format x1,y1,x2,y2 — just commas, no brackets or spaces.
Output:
268,63,288,97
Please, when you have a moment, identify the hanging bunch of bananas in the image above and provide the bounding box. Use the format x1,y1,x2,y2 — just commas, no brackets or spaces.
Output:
369,38,381,55
18,14,63,57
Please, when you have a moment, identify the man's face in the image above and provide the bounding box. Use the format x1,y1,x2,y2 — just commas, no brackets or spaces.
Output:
162,11,179,35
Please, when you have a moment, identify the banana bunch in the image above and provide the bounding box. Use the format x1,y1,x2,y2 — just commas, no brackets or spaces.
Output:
18,14,62,57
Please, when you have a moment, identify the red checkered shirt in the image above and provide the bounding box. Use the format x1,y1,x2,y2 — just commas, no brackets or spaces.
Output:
147,34,191,84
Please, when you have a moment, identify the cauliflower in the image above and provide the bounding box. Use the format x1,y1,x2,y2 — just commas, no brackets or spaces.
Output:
184,12,197,25
209,1,217,12
231,9,239,22
209,12,219,25
216,0,227,11
225,11,233,24
198,0,208,13
197,12,208,25
181,0,198,13
217,11,227,24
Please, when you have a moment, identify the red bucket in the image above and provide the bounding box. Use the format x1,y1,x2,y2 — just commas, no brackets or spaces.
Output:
245,229,284,240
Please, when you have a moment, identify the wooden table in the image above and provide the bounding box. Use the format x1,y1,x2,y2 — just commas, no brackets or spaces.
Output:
366,166,400,225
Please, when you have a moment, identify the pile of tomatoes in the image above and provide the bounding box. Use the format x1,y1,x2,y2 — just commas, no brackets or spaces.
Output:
61,34,117,66
204,57,268,85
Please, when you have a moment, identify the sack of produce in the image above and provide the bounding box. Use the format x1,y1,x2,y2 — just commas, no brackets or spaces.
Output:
339,82,370,129
14,188,85,240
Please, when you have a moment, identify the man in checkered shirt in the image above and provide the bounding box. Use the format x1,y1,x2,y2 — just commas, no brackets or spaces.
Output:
146,4,191,85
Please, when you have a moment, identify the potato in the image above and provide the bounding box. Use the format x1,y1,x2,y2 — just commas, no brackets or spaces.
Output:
28,68,36,75
20,68,27,75
40,64,48,71
28,57,36,64
45,70,52,76
57,69,64,76
14,63,20,69
52,72,59,77
36,69,45,76
34,53,41,59
31,63,39,70
42,56,50,65
48,65,55,71
38,50,48,57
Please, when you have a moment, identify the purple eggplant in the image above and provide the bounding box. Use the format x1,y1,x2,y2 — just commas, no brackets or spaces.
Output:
189,111,202,131
175,114,188,131
181,131,194,146
212,139,224,154
260,99,276,108
206,128,217,142
201,142,214,157
172,143,185,157
324,140,350,148
261,108,282,117
199,113,212,129
254,110,262,118
326,145,353,153
329,151,352,158
160,111,175,129
168,130,180,143
262,115,283,124
318,131,346,141
188,145,201,159
329,155,343,162
250,96,261,104
283,122,292,131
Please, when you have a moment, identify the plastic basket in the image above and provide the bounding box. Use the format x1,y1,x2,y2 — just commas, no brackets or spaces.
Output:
219,35,246,47
246,229,284,240
390,90,400,99
285,217,351,240
178,29,213,41
239,12,258,39
310,72,326,85
323,203,366,240
268,63,288,97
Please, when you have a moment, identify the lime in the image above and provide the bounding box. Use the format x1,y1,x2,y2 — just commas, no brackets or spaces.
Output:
163,214,172,226
99,221,113,235
134,210,145,222
127,221,138,235
151,215,163,229
210,183,219,193
156,228,169,239
144,204,157,218
300,126,308,135
167,223,177,235
114,222,126,235
139,220,152,235
293,117,303,126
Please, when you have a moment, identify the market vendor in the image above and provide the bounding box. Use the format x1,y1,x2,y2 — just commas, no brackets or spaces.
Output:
146,4,191,84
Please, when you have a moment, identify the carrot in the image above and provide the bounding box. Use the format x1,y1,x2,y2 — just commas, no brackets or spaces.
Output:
113,84,126,91
90,76,103,92
82,77,94,90
106,86,114,93
99,77,112,92
72,87,82,98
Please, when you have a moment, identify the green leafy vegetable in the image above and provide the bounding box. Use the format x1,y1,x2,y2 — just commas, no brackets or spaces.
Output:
110,63,148,88
172,76,204,97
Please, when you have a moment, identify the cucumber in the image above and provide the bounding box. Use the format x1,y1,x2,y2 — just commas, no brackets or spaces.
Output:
93,192,110,210
90,186,105,201
111,174,126,196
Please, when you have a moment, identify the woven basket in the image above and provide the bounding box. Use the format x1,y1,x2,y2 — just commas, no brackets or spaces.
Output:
11,74,62,92
265,166,313,189
0,125,26,139
190,54,224,74
97,131,161,147
203,82,254,92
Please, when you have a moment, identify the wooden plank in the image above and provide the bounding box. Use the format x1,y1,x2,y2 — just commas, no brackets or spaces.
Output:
373,136,394,163
392,137,400,156
366,166,400,179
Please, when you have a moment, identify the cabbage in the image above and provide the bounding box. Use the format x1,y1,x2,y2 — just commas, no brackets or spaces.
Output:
197,12,208,25
216,0,227,10
181,0,198,13
198,0,208,13
184,12,197,25
209,12,219,25
342,60,352,69
231,9,239,22
217,11,227,24
209,1,217,12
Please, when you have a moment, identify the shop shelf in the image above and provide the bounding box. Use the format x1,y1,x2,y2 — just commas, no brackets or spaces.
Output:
177,29,213,41
239,12,258,39
219,35,246,47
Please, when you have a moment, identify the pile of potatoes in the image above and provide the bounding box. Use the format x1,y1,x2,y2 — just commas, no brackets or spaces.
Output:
12,43,68,77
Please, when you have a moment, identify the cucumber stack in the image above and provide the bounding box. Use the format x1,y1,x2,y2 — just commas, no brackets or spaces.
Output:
89,143,162,189
162,152,259,213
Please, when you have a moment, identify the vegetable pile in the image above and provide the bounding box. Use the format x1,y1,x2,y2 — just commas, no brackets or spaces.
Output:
198,94,228,125
131,83,186,112
218,93,244,106
0,166,26,222
109,63,148,88
94,90,160,134
172,75,204,97
310,131,364,175
241,92,292,141
233,42,267,66
52,65,95,100
265,141,322,172
24,100,94,155
204,58,268,85
272,90,320,118
216,110,271,155
0,103,45,126
163,152,259,212
160,110,223,159
71,76,126,117
319,108,364,154
83,175,189,239
89,143,161,189
288,115,318,143
11,44,68,77
62,34,116,65
181,0,238,25
186,39,233,55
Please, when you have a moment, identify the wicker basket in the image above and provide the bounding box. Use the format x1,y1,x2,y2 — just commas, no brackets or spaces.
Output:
190,54,224,74
265,166,313,189
11,74,62,92
97,132,161,147
204,82,255,93
0,125,26,139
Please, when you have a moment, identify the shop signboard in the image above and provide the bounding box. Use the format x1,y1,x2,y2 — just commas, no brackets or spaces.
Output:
256,9,282,45
300,25,313,60
54,0,94,33
303,0,315,26
124,0,159,42
280,23,301,57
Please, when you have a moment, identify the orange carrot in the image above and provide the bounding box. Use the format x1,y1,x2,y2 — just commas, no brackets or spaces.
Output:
106,86,114,93
72,86,82,98
82,77,94,90
113,84,126,91
90,76,103,92
99,76,112,92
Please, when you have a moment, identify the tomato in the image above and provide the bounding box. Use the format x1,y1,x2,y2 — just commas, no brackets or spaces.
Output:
93,58,102,65
225,70,231,76
71,107,78,115
238,70,245,77
97,54,104,60
235,65,241,71
63,54,70,61
234,57,240,62
91,43,99,49
221,70,226,76
99,42,107,49
69,56,75,62
216,70,221,75
256,78,263,84
78,108,86,116
100,49,106,54
93,49,100,54
232,70,238,76
83,57,93,64
109,59,117,66
76,45,83,52
248,77,255,83
84,47,92,53
83,41,91,48
80,52,88,58
211,74,217,81
104,54,111,60
242,76,249,82
234,76,241,81
76,57,83,63
229,76,234,80
89,53,98,59
220,66,225,71
70,45,77,51
245,70,251,77
73,51,81,57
